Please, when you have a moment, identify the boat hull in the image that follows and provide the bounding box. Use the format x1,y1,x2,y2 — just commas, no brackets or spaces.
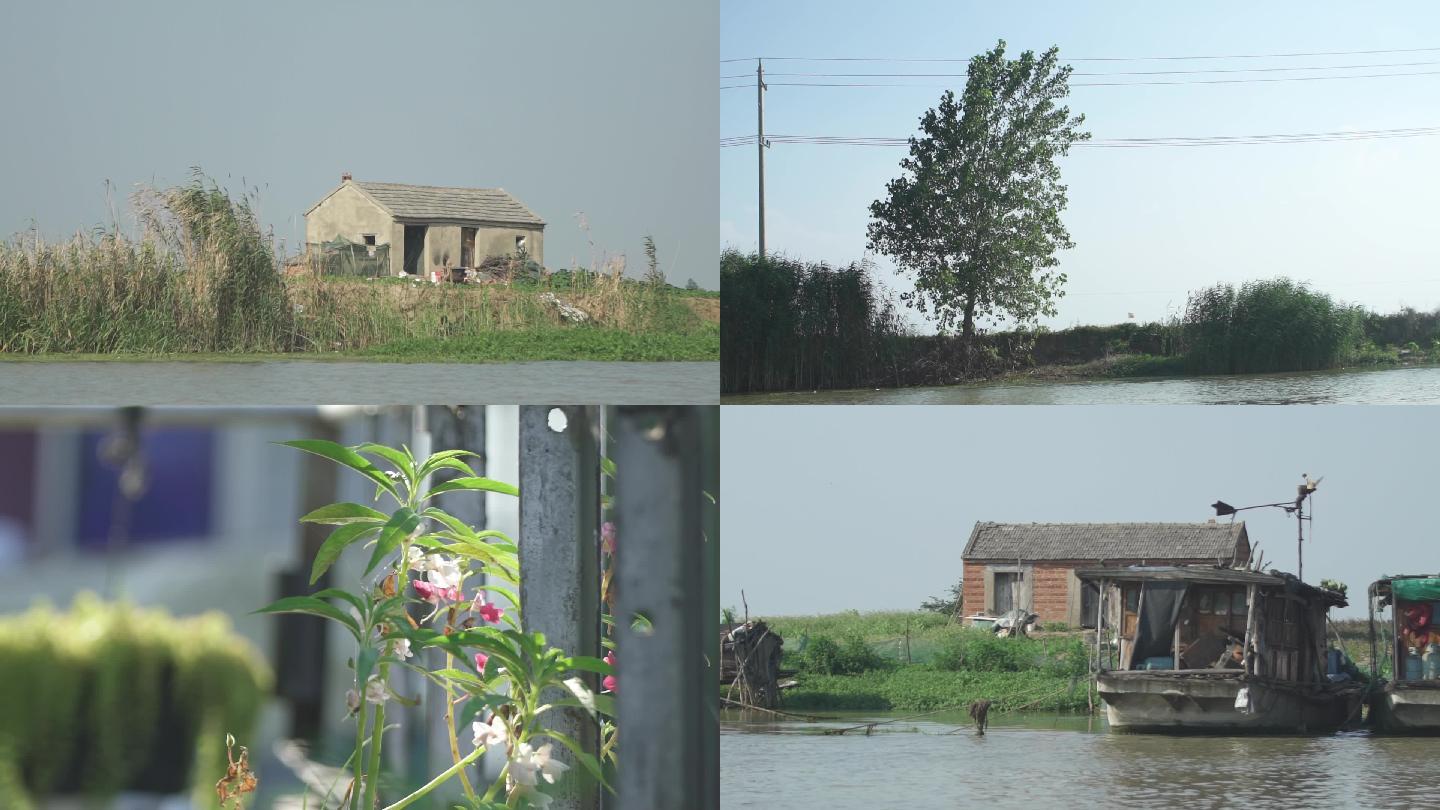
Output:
1097,672,1357,734
1372,684,1440,734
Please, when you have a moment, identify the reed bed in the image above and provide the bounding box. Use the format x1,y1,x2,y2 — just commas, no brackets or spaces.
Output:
1179,278,1365,375
0,178,709,356
722,249,1431,394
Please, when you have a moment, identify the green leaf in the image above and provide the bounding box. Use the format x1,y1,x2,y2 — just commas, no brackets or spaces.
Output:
356,646,379,686
566,655,615,677
422,476,519,501
459,693,513,726
537,730,612,791
365,507,421,575
308,587,369,618
310,523,380,584
256,596,359,639
418,449,481,480
300,502,390,525
357,443,416,488
281,440,398,499
601,456,616,478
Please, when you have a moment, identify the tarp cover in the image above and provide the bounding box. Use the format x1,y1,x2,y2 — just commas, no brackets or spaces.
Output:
1393,578,1440,601
1131,582,1188,666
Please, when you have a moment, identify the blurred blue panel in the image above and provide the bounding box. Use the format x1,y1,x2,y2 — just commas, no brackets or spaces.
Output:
0,430,37,535
77,428,215,547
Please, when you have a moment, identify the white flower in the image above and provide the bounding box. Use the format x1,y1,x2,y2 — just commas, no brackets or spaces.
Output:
509,742,540,786
532,743,569,785
364,675,388,705
391,638,412,659
509,742,568,787
406,546,425,571
425,554,463,590
472,715,508,748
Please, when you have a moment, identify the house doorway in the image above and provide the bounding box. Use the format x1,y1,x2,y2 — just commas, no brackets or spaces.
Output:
403,225,427,275
994,571,1019,614
461,227,477,268
1081,581,1100,628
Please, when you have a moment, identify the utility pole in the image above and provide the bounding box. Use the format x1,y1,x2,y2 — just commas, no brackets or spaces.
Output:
756,58,767,259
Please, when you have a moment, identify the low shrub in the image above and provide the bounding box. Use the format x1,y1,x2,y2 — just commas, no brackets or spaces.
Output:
0,594,271,806
800,634,890,675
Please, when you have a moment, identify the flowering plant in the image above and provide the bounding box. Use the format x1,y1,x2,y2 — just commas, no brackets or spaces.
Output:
258,440,615,809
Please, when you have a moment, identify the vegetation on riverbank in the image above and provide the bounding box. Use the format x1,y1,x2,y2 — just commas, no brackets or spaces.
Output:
758,610,1089,713
0,176,718,361
721,251,1440,394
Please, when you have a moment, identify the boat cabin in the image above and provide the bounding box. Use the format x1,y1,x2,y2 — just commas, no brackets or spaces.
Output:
1078,566,1345,682
1369,575,1440,684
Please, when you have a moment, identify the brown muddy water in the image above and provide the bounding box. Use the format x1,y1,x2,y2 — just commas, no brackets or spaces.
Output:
722,710,1431,808
0,361,718,405
723,364,1440,405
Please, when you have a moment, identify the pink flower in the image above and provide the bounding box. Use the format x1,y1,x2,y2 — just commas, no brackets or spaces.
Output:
602,650,617,693
474,651,489,673
601,522,617,555
413,579,459,604
472,591,505,624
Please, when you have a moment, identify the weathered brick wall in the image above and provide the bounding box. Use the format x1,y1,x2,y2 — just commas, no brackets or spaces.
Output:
962,556,1236,625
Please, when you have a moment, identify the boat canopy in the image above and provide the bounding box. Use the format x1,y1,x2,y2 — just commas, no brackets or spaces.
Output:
1074,565,1347,608
1392,578,1440,602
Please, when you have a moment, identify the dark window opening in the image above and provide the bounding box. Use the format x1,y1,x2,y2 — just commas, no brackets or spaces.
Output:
362,234,376,246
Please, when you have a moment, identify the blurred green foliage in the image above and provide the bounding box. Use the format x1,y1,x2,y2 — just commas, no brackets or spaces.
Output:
0,593,270,806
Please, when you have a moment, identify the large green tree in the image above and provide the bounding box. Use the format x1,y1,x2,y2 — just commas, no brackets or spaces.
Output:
867,40,1088,349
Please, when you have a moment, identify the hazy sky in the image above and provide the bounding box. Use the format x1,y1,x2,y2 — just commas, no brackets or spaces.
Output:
721,1,1440,328
721,405,1438,619
1,0,719,288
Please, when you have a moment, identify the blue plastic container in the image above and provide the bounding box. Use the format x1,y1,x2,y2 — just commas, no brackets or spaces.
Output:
1406,653,1423,681
1141,656,1175,670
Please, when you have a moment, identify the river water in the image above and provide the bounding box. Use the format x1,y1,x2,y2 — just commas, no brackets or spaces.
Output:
722,365,1440,405
0,361,719,405
722,710,1433,808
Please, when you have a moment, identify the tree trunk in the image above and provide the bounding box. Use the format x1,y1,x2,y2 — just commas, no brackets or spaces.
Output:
961,295,977,372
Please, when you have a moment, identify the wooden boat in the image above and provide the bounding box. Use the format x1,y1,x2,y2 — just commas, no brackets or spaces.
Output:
1078,565,1362,733
1367,575,1440,733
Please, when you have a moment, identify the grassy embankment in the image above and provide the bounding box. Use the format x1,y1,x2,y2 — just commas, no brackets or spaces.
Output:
748,611,1090,714
0,179,718,362
722,250,1440,394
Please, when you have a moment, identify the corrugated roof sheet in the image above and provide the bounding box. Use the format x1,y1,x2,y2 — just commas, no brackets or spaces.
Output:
963,521,1246,562
353,181,544,226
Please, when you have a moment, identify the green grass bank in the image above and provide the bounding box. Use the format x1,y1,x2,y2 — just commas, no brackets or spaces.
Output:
743,610,1090,714
0,177,718,362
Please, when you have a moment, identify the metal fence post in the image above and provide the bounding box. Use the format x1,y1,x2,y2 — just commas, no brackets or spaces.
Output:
518,406,601,810
614,406,716,810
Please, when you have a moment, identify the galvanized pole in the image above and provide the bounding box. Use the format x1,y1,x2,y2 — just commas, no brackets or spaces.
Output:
1296,500,1304,582
757,58,767,259
518,406,601,810
614,407,714,810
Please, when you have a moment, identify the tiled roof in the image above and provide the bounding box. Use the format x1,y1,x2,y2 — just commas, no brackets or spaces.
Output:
962,521,1247,562
351,181,544,226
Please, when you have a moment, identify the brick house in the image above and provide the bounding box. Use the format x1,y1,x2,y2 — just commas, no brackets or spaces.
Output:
960,521,1251,628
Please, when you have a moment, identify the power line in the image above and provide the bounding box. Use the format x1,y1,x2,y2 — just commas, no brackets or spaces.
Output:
728,59,1440,79
721,68,1440,90
720,45,1440,64
719,126,1440,149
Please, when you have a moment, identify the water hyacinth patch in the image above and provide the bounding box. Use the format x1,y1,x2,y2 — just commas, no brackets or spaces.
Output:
257,439,617,810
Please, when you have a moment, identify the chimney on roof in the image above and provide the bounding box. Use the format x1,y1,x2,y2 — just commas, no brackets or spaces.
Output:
342,172,352,182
